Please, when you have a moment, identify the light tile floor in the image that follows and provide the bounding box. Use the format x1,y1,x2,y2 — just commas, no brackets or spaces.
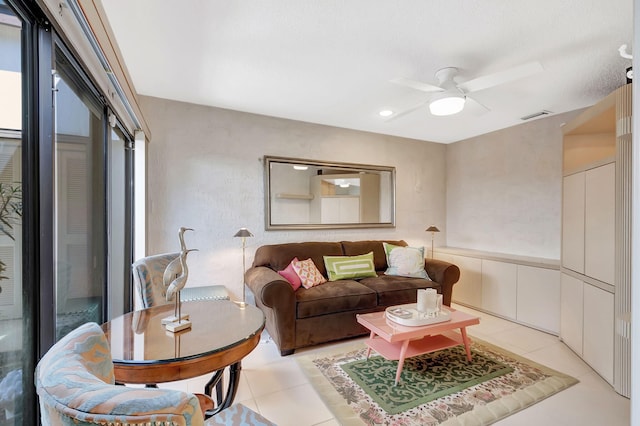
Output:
161,304,630,425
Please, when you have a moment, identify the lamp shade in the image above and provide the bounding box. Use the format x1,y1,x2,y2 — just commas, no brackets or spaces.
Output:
233,228,253,238
425,226,440,233
429,92,466,116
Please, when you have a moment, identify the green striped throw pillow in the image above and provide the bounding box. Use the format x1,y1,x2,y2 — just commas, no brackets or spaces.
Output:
323,252,377,281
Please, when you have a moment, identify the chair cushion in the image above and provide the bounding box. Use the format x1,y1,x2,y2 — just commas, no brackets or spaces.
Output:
296,280,377,318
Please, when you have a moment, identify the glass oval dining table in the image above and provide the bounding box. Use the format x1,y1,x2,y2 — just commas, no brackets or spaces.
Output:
101,299,265,416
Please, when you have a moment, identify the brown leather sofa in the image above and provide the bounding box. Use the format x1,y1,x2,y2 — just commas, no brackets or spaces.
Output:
245,240,460,355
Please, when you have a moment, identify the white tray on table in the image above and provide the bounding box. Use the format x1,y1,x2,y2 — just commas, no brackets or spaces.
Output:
385,303,451,326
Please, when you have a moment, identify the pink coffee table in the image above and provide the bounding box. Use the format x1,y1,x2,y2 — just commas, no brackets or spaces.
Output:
357,308,480,385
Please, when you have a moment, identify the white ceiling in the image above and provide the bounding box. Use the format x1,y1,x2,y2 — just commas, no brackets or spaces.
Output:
100,0,633,144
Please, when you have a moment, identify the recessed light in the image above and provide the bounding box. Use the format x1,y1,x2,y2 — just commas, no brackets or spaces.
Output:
379,110,393,117
293,165,308,171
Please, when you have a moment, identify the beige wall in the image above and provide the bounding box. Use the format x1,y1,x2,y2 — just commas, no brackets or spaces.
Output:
445,109,583,259
140,96,446,300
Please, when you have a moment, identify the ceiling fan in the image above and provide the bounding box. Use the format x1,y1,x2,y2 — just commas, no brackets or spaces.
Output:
386,61,544,119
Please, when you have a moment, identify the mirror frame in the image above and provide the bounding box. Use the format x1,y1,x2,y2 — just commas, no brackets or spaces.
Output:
264,155,396,230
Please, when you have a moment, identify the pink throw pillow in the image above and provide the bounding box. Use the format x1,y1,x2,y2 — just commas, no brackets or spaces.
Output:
278,258,302,291
292,258,327,289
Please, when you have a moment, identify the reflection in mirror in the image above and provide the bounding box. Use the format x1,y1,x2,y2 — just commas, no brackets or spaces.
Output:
265,156,395,230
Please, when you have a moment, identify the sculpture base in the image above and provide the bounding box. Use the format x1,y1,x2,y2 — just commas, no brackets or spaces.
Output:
161,314,190,325
165,319,192,332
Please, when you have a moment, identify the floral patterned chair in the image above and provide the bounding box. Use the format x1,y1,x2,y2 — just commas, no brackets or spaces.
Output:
35,322,277,426
132,252,229,311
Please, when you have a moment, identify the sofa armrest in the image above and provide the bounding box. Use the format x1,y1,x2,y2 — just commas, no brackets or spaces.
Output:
424,259,460,306
245,266,297,355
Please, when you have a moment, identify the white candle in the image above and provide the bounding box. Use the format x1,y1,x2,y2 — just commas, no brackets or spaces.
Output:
417,289,429,312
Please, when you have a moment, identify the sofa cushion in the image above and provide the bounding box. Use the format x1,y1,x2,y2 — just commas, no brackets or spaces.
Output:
252,242,344,276
296,281,377,318
293,258,327,289
358,275,440,307
278,258,302,290
323,252,377,281
341,240,407,271
383,242,430,279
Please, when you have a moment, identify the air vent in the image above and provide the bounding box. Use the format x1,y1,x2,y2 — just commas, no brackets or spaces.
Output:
520,110,553,121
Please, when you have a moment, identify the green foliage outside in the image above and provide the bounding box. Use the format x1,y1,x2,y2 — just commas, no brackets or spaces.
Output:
0,182,22,282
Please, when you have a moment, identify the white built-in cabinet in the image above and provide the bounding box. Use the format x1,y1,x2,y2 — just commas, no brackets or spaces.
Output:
560,162,616,384
560,272,615,384
560,163,616,385
434,250,560,334
559,84,631,392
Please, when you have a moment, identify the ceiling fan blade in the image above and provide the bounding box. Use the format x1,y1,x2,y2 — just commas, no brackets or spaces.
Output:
458,61,544,93
384,99,430,122
390,77,443,93
465,96,490,115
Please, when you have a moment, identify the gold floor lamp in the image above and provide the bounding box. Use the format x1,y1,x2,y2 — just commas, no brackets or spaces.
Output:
233,227,253,308
425,225,440,258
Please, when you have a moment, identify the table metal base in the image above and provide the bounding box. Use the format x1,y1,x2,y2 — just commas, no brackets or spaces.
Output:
204,362,241,417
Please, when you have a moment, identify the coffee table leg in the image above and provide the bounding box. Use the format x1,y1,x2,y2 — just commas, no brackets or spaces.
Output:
460,327,472,362
366,331,375,359
395,340,410,386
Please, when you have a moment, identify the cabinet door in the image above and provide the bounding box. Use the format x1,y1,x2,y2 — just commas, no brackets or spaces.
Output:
562,172,585,274
446,254,482,307
560,273,583,355
583,284,614,384
481,260,517,319
516,265,560,333
584,163,615,284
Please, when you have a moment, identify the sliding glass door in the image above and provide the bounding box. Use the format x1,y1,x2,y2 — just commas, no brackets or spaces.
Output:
0,3,24,423
0,1,136,422
53,52,107,339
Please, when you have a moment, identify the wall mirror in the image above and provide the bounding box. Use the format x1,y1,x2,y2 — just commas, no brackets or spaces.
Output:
265,156,396,230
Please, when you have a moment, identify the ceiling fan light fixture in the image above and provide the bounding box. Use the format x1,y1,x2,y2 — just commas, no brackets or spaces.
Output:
429,92,466,116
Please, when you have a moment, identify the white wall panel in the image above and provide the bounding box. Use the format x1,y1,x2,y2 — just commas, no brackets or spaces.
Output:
446,110,582,259
141,96,447,301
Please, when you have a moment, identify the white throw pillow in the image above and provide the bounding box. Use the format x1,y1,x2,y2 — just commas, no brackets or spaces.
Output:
383,242,430,279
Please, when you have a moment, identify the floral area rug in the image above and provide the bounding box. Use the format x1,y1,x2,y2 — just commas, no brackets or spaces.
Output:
296,339,578,426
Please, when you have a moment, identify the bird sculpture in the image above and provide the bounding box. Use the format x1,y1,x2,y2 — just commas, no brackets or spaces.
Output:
166,248,198,302
163,227,193,288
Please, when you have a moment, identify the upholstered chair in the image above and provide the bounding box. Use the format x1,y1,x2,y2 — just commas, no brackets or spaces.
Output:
35,322,205,425
132,252,229,311
35,322,277,426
